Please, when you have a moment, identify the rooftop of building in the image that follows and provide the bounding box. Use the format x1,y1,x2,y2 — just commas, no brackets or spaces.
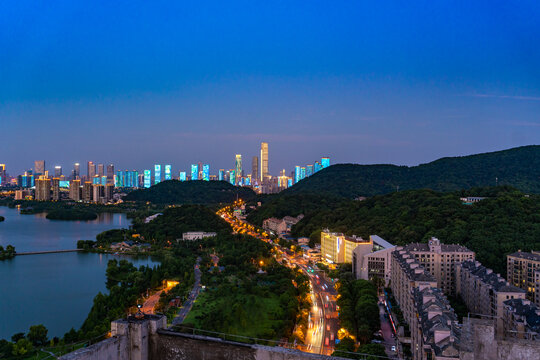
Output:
414,287,461,357
321,229,371,244
507,250,540,262
393,249,437,283
403,238,474,254
460,260,525,293
504,298,540,332
370,235,394,249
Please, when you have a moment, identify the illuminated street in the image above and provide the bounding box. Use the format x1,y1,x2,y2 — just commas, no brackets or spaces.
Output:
217,201,339,355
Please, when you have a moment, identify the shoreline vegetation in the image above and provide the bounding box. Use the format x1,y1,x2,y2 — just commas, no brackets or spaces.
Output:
0,245,16,260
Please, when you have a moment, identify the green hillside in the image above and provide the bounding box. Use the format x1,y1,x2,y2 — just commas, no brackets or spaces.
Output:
124,180,257,205
290,186,540,275
286,145,540,198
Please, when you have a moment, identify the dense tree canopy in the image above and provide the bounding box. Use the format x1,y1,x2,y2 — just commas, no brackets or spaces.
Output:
292,187,540,275
285,145,540,198
124,180,257,205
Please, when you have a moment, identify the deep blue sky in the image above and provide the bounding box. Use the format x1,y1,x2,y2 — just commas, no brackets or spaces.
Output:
1,1,539,175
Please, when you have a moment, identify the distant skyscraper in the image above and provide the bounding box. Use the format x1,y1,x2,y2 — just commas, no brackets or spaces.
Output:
321,157,330,169
54,166,62,177
35,177,51,201
93,175,101,185
69,179,81,201
106,164,115,182
314,161,322,173
306,164,314,177
251,156,259,183
218,169,225,181
52,178,60,201
0,164,5,185
179,171,187,181
295,166,301,183
229,170,236,185
144,170,151,188
73,163,80,179
235,155,242,184
87,161,95,180
191,164,198,180
154,165,161,185
97,164,105,177
300,167,306,180
202,164,210,181
164,165,172,180
34,160,45,176
260,143,268,182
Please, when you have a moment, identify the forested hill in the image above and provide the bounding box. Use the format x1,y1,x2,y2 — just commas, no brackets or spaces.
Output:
290,186,540,276
285,145,540,198
124,180,257,205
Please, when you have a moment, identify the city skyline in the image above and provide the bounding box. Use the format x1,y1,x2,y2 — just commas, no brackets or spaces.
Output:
1,2,539,175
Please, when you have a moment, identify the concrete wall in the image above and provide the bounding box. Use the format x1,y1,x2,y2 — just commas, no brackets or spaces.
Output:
460,319,540,360
152,330,349,360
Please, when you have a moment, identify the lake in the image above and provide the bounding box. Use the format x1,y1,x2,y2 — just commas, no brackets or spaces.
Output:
0,207,158,340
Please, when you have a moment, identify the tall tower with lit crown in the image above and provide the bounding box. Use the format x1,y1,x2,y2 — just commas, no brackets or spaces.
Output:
260,142,268,182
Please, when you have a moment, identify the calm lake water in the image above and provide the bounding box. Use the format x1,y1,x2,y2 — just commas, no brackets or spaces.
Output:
0,207,158,340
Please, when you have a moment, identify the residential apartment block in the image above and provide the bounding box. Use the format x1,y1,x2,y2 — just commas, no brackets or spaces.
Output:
390,248,438,326
507,250,540,306
456,260,526,333
404,238,475,295
502,298,540,341
411,287,461,359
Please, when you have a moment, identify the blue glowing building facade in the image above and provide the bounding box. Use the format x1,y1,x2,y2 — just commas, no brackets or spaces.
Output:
154,165,161,185
191,164,198,180
144,170,151,188
202,164,210,181
164,165,172,180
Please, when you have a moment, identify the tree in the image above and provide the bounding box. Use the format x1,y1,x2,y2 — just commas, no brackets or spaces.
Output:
332,337,356,358
357,343,387,360
11,332,25,343
28,324,48,347
12,338,33,356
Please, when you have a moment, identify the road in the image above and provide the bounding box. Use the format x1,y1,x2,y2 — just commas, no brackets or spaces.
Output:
171,257,202,326
217,204,339,355
379,299,399,359
141,289,163,314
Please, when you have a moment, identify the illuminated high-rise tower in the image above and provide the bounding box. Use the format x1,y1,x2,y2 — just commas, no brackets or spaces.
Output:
164,165,172,180
97,164,105,177
191,164,198,180
154,165,161,184
202,164,210,181
294,166,301,183
260,142,268,182
235,154,242,184
218,169,225,181
106,164,114,183
321,157,330,169
34,160,45,176
251,156,259,183
179,172,187,181
73,163,80,180
87,161,95,180
144,170,151,188
54,166,62,177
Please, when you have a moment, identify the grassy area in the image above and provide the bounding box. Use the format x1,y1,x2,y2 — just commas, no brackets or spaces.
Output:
184,291,283,339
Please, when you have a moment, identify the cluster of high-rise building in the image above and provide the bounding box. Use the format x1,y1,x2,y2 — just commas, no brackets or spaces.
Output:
0,142,331,197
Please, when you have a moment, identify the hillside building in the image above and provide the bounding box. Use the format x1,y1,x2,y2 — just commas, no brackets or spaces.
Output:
507,250,540,306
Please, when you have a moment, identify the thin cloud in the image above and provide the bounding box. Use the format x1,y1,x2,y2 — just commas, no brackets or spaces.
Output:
510,121,540,127
463,94,540,101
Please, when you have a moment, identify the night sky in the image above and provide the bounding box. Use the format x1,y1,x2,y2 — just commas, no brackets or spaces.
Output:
1,1,539,175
